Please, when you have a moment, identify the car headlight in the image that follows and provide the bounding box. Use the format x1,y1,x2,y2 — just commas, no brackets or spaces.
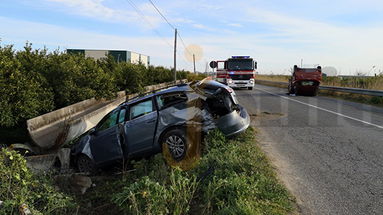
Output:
227,79,233,84
249,79,254,84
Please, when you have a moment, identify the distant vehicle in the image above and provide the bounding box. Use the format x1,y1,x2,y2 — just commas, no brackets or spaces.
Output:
71,80,250,173
210,56,257,90
288,65,322,96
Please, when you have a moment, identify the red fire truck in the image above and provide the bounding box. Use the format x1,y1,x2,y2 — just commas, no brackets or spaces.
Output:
210,56,257,90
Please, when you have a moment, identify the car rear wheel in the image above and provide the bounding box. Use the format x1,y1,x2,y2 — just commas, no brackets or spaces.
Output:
77,154,96,174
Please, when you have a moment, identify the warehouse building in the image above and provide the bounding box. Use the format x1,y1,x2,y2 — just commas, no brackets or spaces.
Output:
66,49,150,68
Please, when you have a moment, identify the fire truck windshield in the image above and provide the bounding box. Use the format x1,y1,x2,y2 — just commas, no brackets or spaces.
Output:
227,59,253,71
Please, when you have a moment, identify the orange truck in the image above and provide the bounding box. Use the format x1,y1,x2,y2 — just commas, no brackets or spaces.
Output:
288,65,322,96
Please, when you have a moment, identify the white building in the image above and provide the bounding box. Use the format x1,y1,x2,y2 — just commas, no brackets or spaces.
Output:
67,49,150,68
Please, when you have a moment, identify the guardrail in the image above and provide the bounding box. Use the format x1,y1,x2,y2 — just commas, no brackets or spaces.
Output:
26,79,187,152
255,80,383,97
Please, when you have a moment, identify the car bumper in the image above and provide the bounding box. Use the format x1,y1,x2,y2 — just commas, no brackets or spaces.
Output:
228,82,254,88
215,105,250,136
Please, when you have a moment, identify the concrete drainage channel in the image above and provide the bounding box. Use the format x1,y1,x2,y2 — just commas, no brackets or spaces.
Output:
11,80,187,174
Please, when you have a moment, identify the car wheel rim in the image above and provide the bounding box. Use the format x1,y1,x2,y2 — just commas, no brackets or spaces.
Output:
166,135,185,159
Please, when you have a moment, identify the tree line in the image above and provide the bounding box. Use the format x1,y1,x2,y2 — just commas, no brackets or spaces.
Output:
0,43,205,128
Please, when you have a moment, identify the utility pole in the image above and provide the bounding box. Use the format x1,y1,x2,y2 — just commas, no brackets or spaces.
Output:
193,54,196,73
301,59,303,67
173,28,177,83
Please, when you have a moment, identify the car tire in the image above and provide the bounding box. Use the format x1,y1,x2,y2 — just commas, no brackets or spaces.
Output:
162,129,188,161
76,154,97,174
248,87,253,90
161,127,202,170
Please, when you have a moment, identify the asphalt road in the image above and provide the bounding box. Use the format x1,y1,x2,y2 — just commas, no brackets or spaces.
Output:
235,84,383,215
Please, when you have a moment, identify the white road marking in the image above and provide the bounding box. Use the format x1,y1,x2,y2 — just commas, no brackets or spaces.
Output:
255,87,383,130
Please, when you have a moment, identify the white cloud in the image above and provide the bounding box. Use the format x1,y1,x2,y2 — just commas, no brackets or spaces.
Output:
227,23,243,28
47,0,131,22
192,23,210,30
45,0,163,28
0,16,174,66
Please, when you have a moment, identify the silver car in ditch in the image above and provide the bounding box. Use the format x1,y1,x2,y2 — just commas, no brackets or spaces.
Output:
71,79,250,172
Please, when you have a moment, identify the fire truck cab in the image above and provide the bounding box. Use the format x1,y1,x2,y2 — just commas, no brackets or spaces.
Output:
210,56,257,90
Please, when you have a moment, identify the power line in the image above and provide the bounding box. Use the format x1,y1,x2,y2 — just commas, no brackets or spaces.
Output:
128,0,195,69
145,0,193,56
123,0,173,48
177,32,193,56
147,0,175,30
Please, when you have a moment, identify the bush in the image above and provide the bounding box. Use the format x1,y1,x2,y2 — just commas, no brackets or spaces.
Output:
0,44,54,127
1,42,205,145
0,149,76,214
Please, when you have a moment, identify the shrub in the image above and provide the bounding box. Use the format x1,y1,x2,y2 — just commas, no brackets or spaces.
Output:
0,44,54,127
0,149,76,214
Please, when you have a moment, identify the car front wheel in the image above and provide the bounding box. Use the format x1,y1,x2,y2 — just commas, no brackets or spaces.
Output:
163,129,187,161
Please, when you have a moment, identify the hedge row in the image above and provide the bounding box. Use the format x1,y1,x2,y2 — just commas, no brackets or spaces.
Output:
0,43,205,128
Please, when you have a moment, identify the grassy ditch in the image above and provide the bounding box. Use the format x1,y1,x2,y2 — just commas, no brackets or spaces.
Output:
111,128,294,214
0,128,295,214
256,74,383,90
318,90,383,107
255,75,383,106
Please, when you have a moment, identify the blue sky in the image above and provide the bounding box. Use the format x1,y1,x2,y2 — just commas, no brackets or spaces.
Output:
1,0,383,75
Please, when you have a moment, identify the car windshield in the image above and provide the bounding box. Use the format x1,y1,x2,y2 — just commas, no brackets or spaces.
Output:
227,59,253,71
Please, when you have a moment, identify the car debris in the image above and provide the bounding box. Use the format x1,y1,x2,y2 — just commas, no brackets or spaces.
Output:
71,79,250,173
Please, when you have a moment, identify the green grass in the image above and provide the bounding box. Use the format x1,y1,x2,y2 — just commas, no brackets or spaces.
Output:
110,128,295,215
1,128,296,214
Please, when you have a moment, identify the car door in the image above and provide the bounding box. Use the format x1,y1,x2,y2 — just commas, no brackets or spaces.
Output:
125,98,157,156
90,108,124,165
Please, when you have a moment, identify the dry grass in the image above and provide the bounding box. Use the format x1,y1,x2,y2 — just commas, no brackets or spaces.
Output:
256,75,383,90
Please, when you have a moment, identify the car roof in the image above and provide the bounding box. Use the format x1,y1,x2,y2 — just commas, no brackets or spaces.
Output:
121,84,191,106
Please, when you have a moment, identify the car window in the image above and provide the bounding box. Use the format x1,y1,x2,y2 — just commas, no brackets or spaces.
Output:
157,93,187,110
97,110,118,131
118,108,126,123
130,99,153,120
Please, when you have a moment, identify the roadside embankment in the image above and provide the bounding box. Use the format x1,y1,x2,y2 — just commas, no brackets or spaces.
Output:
0,128,296,214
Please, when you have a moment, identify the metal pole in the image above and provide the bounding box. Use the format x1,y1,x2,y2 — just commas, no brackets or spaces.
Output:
301,59,303,67
174,28,177,83
193,54,196,73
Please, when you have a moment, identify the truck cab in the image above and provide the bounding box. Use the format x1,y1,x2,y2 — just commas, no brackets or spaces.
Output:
211,56,257,90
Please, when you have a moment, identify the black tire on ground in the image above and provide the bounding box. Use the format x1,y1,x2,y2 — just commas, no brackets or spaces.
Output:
248,87,253,90
311,88,318,96
76,154,97,174
293,86,298,95
162,129,188,162
288,84,295,94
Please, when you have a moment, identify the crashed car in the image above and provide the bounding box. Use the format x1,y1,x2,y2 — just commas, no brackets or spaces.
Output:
71,79,250,172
